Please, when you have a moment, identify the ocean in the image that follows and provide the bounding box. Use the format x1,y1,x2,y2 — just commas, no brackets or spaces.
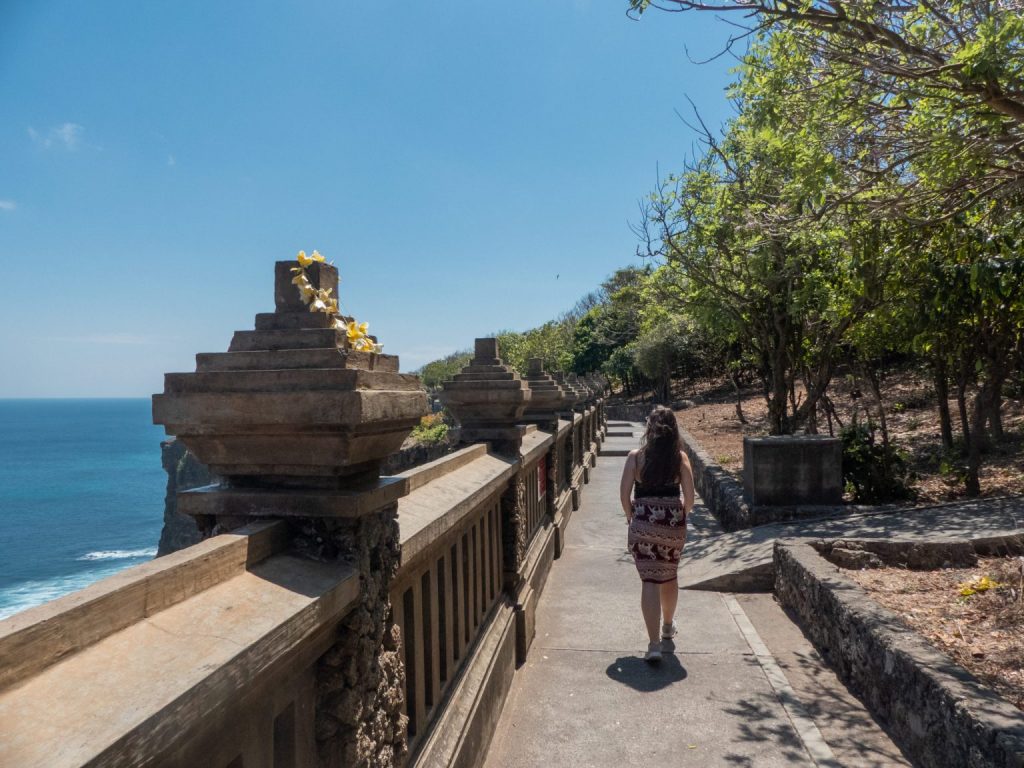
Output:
0,399,168,620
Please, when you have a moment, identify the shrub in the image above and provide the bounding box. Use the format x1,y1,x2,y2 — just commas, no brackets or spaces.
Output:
410,414,449,445
840,423,916,503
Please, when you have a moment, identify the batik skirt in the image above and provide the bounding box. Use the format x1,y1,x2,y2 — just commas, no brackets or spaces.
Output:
628,495,687,584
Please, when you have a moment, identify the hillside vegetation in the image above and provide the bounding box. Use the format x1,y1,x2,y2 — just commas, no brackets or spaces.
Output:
422,6,1024,500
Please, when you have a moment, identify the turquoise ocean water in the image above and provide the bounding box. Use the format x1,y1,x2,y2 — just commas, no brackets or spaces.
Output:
0,399,167,620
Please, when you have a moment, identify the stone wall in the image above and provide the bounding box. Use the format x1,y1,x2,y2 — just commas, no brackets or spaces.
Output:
678,426,752,531
604,404,653,422
305,509,407,768
775,540,1024,768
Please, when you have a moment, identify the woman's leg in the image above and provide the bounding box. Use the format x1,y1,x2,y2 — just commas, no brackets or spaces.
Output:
641,582,661,643
659,579,679,625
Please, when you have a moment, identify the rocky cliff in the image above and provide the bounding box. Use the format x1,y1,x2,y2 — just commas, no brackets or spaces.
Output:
156,439,213,556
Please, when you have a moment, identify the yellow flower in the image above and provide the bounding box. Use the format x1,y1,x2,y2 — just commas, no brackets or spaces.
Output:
347,320,369,343
299,284,318,304
958,575,1004,596
310,249,325,263
291,272,309,287
296,250,311,266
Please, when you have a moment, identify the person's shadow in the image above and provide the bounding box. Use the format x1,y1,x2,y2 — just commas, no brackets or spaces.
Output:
605,639,688,692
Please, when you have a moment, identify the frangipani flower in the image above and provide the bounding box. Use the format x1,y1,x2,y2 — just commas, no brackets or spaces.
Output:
347,320,369,345
291,249,376,349
296,249,326,267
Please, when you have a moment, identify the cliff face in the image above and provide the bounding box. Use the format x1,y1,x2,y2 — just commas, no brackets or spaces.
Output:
157,439,214,556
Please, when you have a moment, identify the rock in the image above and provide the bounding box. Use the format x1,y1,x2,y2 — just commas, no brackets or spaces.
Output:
156,439,212,556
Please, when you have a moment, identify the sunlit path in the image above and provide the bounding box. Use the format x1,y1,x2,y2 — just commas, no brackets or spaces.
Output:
483,422,909,768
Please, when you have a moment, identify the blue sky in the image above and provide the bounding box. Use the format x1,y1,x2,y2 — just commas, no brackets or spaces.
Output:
0,1,737,397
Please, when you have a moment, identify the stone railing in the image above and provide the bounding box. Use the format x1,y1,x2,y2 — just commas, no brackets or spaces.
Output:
0,521,360,768
0,264,608,768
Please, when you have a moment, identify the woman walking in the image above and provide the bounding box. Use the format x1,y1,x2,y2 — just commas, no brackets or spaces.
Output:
619,406,695,662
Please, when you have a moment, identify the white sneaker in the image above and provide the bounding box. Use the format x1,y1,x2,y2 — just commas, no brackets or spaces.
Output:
661,621,677,640
644,641,662,663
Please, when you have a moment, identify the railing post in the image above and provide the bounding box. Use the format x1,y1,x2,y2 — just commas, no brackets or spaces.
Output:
440,338,544,662
153,261,429,768
521,358,571,556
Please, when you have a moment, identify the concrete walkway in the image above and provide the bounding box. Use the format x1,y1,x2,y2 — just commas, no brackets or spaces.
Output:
483,424,910,767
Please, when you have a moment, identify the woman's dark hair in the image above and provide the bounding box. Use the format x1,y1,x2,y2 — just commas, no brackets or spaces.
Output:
638,405,682,486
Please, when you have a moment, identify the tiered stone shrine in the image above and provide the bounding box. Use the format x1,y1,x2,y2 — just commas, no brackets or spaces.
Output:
565,373,591,408
439,338,531,454
521,358,567,429
153,261,427,494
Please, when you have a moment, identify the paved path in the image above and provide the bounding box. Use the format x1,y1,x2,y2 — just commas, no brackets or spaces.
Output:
484,423,910,767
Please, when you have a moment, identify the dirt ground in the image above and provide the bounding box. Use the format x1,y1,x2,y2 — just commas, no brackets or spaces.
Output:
850,557,1024,712
661,369,1024,503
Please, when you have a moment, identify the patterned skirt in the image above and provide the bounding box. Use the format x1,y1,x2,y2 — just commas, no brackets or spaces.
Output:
628,495,687,584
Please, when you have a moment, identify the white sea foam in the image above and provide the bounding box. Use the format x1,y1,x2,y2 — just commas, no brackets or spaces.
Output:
0,563,136,621
77,548,157,562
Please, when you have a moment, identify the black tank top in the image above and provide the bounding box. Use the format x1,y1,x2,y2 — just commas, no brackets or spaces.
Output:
634,481,681,497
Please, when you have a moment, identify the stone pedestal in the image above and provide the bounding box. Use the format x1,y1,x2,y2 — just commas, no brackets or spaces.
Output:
440,338,531,455
743,435,843,506
521,358,567,431
152,260,430,767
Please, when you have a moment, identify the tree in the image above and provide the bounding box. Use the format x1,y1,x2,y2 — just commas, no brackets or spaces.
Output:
638,31,886,433
629,0,1024,215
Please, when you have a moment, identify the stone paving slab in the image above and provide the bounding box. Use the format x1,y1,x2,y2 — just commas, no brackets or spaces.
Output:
681,496,1024,591
483,446,821,767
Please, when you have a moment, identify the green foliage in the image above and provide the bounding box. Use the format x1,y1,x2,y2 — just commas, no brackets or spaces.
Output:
409,414,449,445
840,424,916,504
417,350,472,390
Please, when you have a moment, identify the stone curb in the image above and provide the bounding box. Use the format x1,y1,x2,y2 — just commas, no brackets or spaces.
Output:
774,539,1024,768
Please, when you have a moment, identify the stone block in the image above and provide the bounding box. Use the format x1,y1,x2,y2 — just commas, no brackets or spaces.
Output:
743,435,842,506
178,477,409,519
513,583,536,666
274,260,338,312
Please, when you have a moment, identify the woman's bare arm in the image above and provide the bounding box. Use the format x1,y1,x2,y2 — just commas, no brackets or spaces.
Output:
620,450,637,521
679,450,695,514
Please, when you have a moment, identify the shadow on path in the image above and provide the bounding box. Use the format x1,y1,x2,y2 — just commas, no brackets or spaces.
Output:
605,650,688,692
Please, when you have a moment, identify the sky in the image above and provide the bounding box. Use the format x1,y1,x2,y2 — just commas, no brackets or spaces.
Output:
0,1,738,397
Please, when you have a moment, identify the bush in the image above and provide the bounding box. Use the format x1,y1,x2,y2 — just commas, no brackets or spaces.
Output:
840,423,916,503
410,414,449,445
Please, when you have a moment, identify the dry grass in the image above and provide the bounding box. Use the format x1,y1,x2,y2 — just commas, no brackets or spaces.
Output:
665,369,1024,503
850,557,1024,712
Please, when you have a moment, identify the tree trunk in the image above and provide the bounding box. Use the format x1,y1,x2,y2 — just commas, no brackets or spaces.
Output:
862,363,889,449
933,359,954,451
965,391,985,497
730,372,747,424
956,379,971,454
985,375,1005,442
